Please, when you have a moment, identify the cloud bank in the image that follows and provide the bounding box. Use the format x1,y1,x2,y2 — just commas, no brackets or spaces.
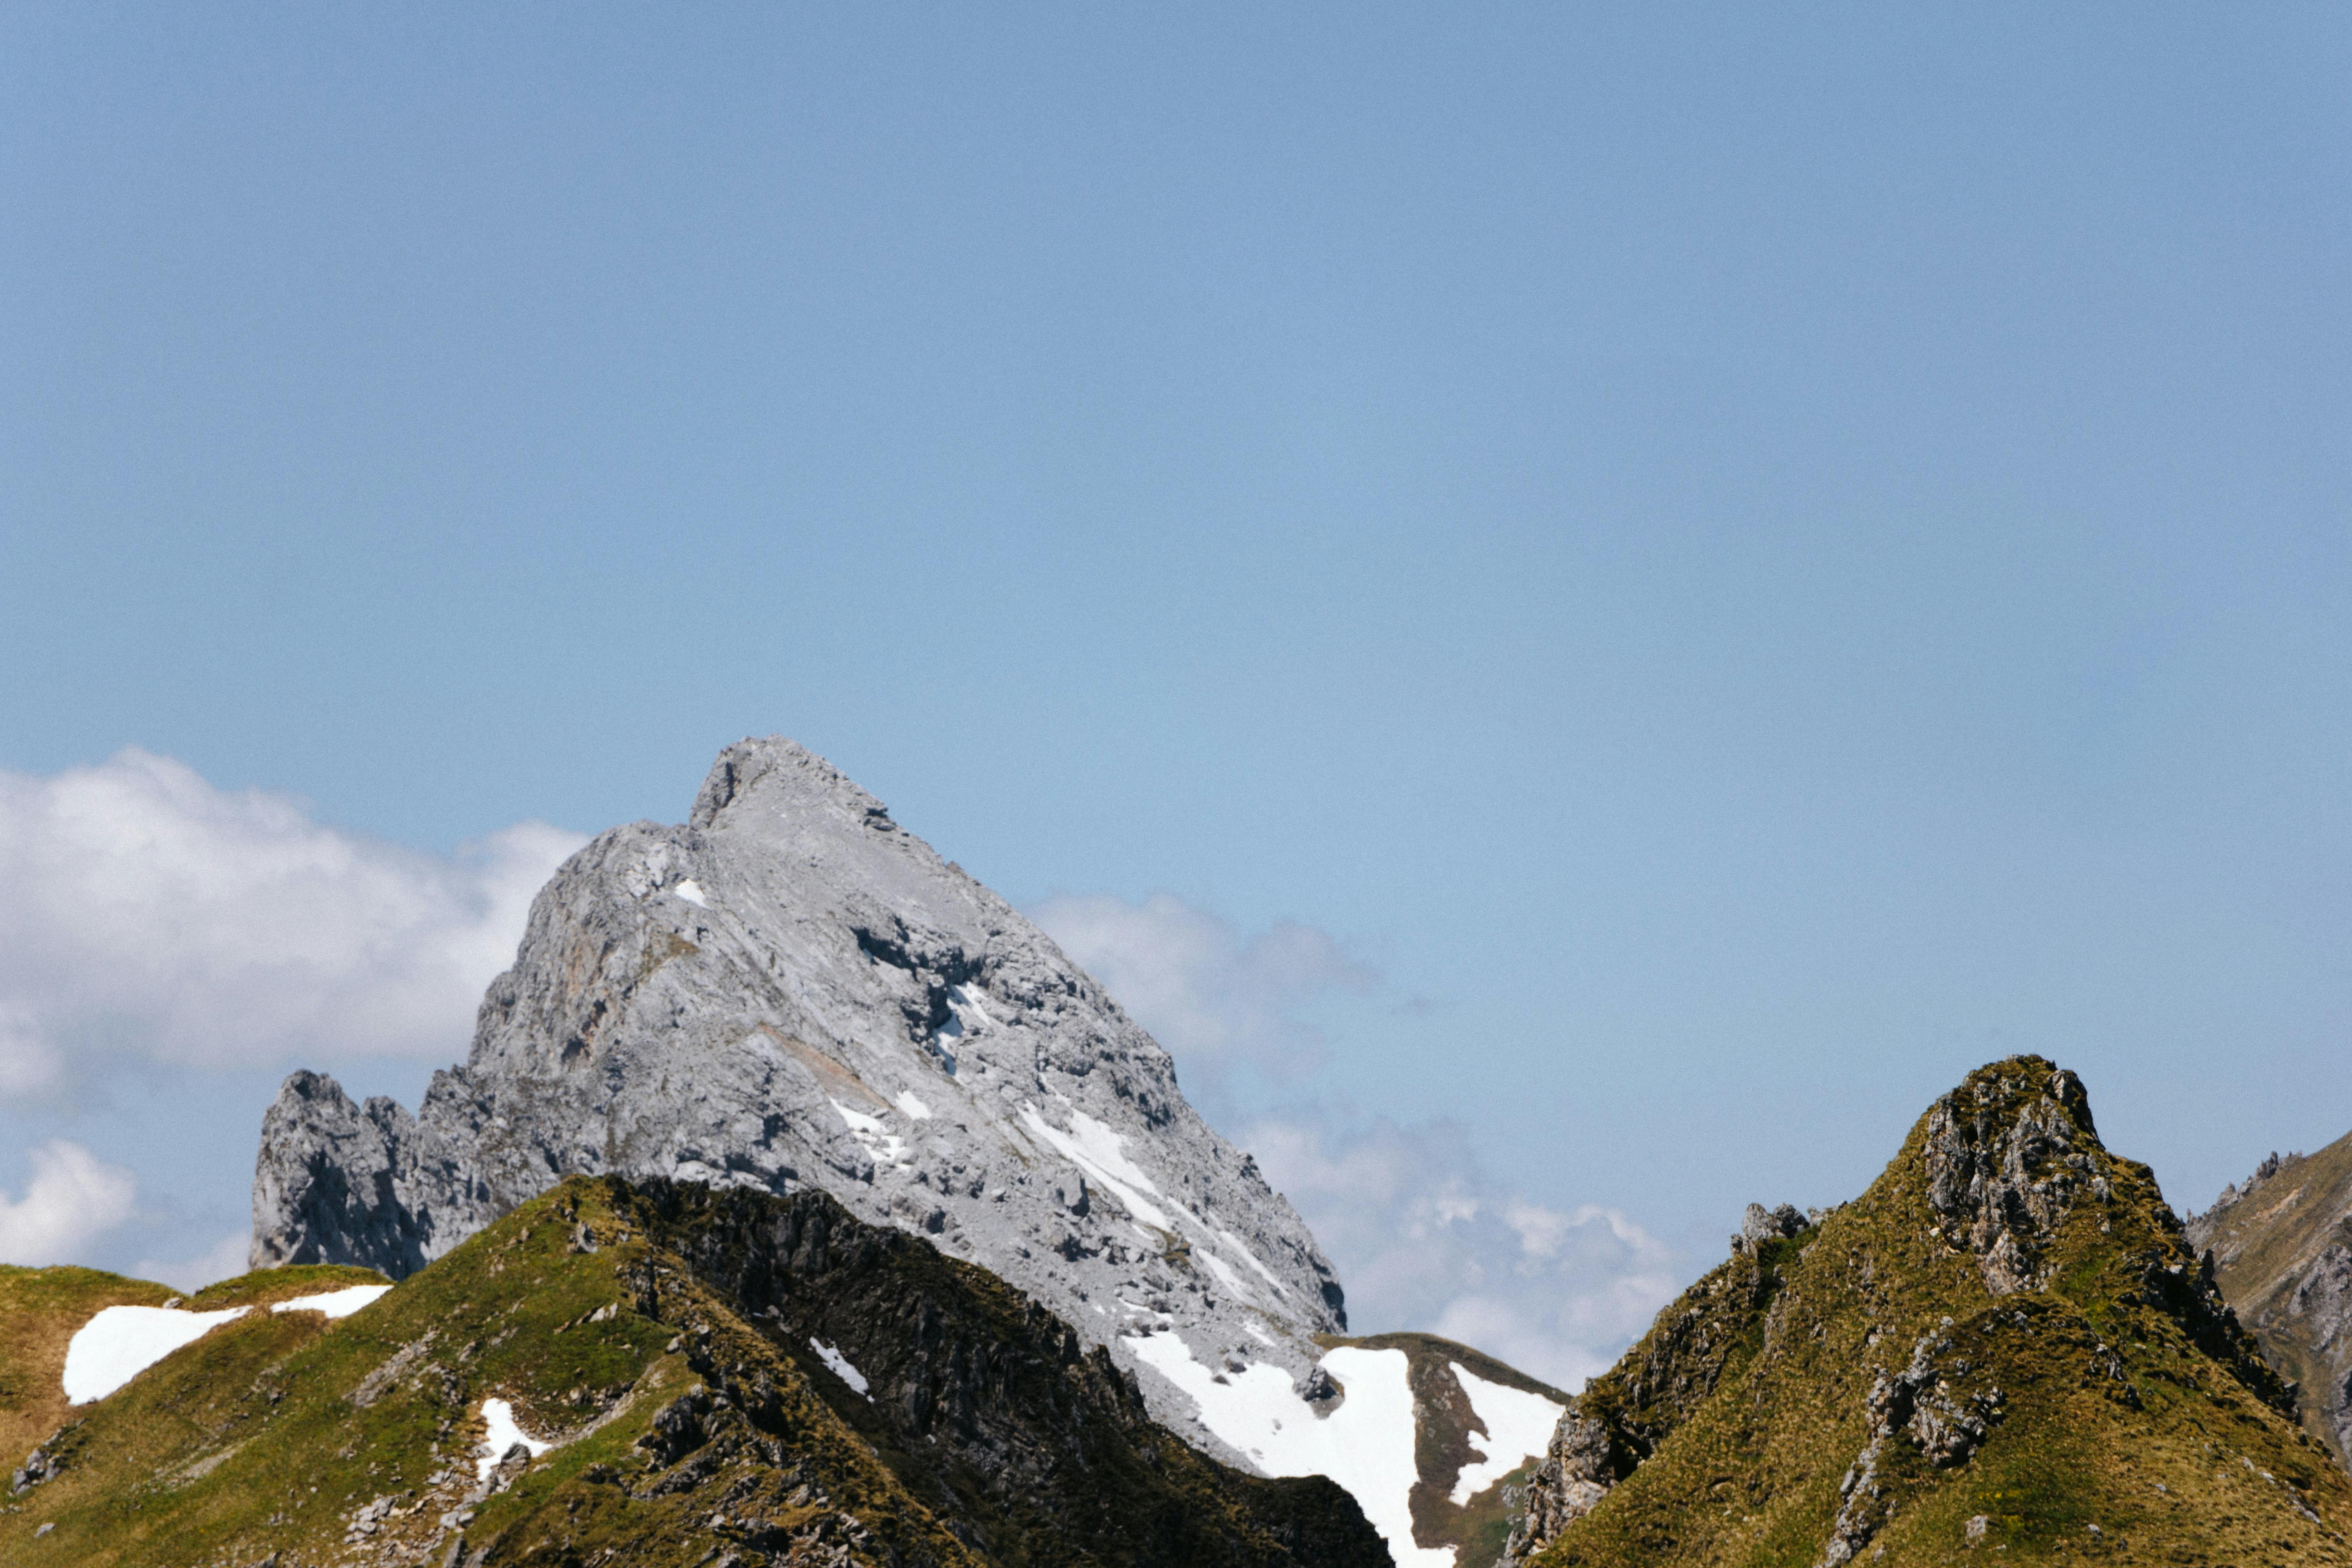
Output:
1242,1114,1681,1390
0,749,585,1099
1028,890,1376,1120
1030,890,1683,1390
0,1139,138,1266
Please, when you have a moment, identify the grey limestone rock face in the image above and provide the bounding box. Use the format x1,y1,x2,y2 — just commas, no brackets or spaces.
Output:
250,737,1346,1460
1921,1065,2098,1295
1499,1409,1613,1566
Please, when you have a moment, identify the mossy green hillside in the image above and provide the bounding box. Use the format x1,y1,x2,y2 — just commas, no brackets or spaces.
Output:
1,1175,1383,1568
1526,1056,2352,1568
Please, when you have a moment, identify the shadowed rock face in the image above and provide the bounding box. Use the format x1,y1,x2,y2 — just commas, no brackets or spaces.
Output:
251,736,1346,1459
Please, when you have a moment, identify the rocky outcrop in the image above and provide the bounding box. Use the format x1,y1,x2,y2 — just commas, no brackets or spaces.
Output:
1921,1064,2099,1294
1499,1058,2337,1568
1503,1198,1813,1565
1815,1321,2006,1566
250,737,1346,1460
251,1072,489,1280
1500,1410,1612,1565
2189,1135,2352,1470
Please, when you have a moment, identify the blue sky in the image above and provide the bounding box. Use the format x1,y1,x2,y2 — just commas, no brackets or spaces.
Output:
3,6,2347,1374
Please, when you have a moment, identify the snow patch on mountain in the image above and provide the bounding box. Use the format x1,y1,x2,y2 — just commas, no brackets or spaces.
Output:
1447,1360,1564,1503
270,1284,392,1319
1124,1333,1450,1568
1017,1102,1175,1231
64,1303,250,1403
476,1397,556,1481
808,1337,870,1396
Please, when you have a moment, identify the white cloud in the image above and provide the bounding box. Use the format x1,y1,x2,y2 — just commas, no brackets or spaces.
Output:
1024,889,1684,1391
0,748,585,1098
135,1229,255,1294
1243,1113,1682,1391
1028,891,1375,1114
0,1139,139,1265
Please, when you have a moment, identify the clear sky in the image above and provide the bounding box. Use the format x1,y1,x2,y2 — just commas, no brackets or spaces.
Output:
3,6,2347,1377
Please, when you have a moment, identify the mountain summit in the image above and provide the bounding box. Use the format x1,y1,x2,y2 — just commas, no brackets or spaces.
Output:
250,737,1347,1453
1504,1056,2351,1566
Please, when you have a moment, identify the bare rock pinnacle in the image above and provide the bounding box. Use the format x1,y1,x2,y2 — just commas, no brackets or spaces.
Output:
251,736,1347,1460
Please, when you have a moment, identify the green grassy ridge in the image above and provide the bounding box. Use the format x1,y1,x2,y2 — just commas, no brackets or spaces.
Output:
0,1265,177,1468
1,1176,1387,1567
6,1181,931,1567
1531,1056,2352,1568
1323,1331,1570,1568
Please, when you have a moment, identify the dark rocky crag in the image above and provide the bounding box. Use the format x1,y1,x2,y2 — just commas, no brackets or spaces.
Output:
252,736,1346,1457
1503,1056,2345,1568
2188,1130,2352,1470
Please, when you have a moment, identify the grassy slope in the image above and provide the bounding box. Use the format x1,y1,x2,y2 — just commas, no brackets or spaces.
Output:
1323,1331,1571,1568
0,1266,172,1472
0,1176,1383,1568
2,1188,956,1568
1534,1057,2352,1568
2188,1127,2352,1466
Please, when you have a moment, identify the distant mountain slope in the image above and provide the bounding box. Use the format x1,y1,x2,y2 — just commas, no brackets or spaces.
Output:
2187,1130,2352,1470
251,736,1347,1459
1127,1323,1567,1568
1504,1057,2352,1567
1342,1333,1568,1568
4,1175,1385,1568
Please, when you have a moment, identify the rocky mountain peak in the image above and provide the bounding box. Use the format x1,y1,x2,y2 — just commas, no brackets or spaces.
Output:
1920,1056,2102,1295
250,736,1347,1462
1502,1056,2323,1568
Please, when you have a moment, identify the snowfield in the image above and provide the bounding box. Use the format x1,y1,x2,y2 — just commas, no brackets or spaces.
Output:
64,1304,250,1404
1125,1333,1565,1568
1448,1361,1565,1504
270,1284,393,1319
62,1282,396,1405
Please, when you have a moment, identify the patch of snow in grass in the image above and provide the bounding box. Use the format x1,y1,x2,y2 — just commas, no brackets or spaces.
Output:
1447,1362,1564,1504
477,1398,555,1481
671,879,708,907
270,1284,393,1320
808,1338,870,1396
64,1304,250,1404
1125,1334,1452,1568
